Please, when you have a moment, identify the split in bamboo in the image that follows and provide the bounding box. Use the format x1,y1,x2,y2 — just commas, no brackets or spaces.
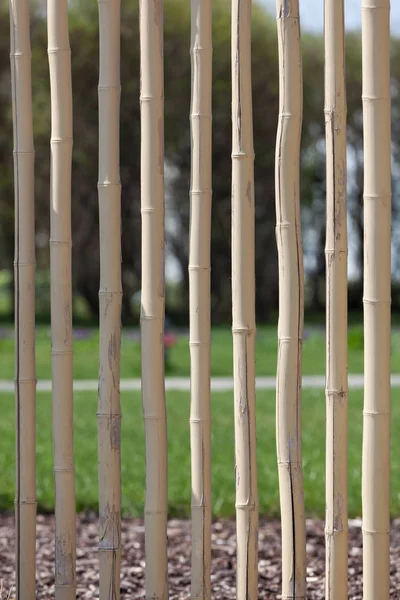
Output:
9,0,37,598
139,0,168,597
324,1,348,598
47,1,76,598
361,1,391,598
189,0,212,596
275,1,306,598
231,0,259,597
97,0,122,598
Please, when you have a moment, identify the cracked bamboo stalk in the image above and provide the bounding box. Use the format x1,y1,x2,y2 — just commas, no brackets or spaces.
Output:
275,1,306,598
47,1,76,598
97,0,122,598
189,0,212,596
231,0,259,597
9,0,37,598
361,1,391,598
139,0,168,598
324,0,348,598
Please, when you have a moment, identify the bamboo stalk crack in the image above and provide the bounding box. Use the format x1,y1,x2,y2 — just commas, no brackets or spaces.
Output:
275,2,306,598
324,0,348,597
231,0,259,598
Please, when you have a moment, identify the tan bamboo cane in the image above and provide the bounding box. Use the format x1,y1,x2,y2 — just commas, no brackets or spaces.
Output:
189,0,212,596
97,0,122,598
9,0,36,598
361,1,391,598
47,1,76,598
275,1,306,598
324,1,348,598
139,0,168,598
231,0,259,597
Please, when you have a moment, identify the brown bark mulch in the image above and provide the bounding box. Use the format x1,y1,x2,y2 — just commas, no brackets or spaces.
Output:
1,514,400,599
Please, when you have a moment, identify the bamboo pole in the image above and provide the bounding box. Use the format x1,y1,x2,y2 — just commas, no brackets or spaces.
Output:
9,0,36,598
361,1,391,598
139,0,168,597
189,0,212,595
47,1,76,598
275,1,306,598
231,0,259,597
324,1,348,598
97,0,122,598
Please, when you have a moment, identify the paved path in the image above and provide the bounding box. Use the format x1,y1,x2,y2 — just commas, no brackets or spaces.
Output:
1,374,400,393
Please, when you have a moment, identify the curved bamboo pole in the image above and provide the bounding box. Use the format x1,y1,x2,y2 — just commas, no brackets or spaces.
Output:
9,0,36,598
47,1,76,598
231,0,259,597
275,1,306,598
324,1,348,598
189,0,212,596
97,0,122,598
139,0,168,598
361,1,391,598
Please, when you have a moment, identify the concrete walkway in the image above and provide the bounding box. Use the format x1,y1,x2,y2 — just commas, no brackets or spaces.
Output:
1,374,400,393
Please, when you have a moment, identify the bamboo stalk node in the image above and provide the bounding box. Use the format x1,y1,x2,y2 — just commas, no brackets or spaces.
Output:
188,266,209,272
9,51,31,58
47,48,71,55
53,467,75,472
97,182,122,189
50,138,73,144
98,290,123,297
12,259,36,266
231,152,255,159
98,84,121,91
362,528,390,535
362,297,391,305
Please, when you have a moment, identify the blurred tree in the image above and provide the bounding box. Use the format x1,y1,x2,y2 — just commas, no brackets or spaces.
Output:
1,1,399,323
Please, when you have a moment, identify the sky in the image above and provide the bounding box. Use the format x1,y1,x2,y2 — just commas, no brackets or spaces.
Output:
264,0,400,36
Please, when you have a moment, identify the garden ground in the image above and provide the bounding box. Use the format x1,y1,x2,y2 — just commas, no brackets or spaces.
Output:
1,515,400,598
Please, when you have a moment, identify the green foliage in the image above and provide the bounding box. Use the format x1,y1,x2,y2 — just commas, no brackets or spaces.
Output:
3,323,400,379
348,325,364,352
1,388,400,517
1,2,400,324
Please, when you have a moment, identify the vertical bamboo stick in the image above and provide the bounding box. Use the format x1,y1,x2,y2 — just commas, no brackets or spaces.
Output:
9,0,36,598
97,0,122,598
139,0,168,598
47,1,76,598
324,1,348,598
361,1,391,598
231,0,259,597
189,0,212,596
275,1,306,598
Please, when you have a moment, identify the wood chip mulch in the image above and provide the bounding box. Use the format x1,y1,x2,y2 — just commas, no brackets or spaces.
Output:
1,513,400,598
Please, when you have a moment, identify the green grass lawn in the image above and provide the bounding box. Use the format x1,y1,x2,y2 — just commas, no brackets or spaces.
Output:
1,389,400,518
1,323,399,379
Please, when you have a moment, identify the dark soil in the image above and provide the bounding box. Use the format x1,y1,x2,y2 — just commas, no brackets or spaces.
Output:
1,514,400,598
